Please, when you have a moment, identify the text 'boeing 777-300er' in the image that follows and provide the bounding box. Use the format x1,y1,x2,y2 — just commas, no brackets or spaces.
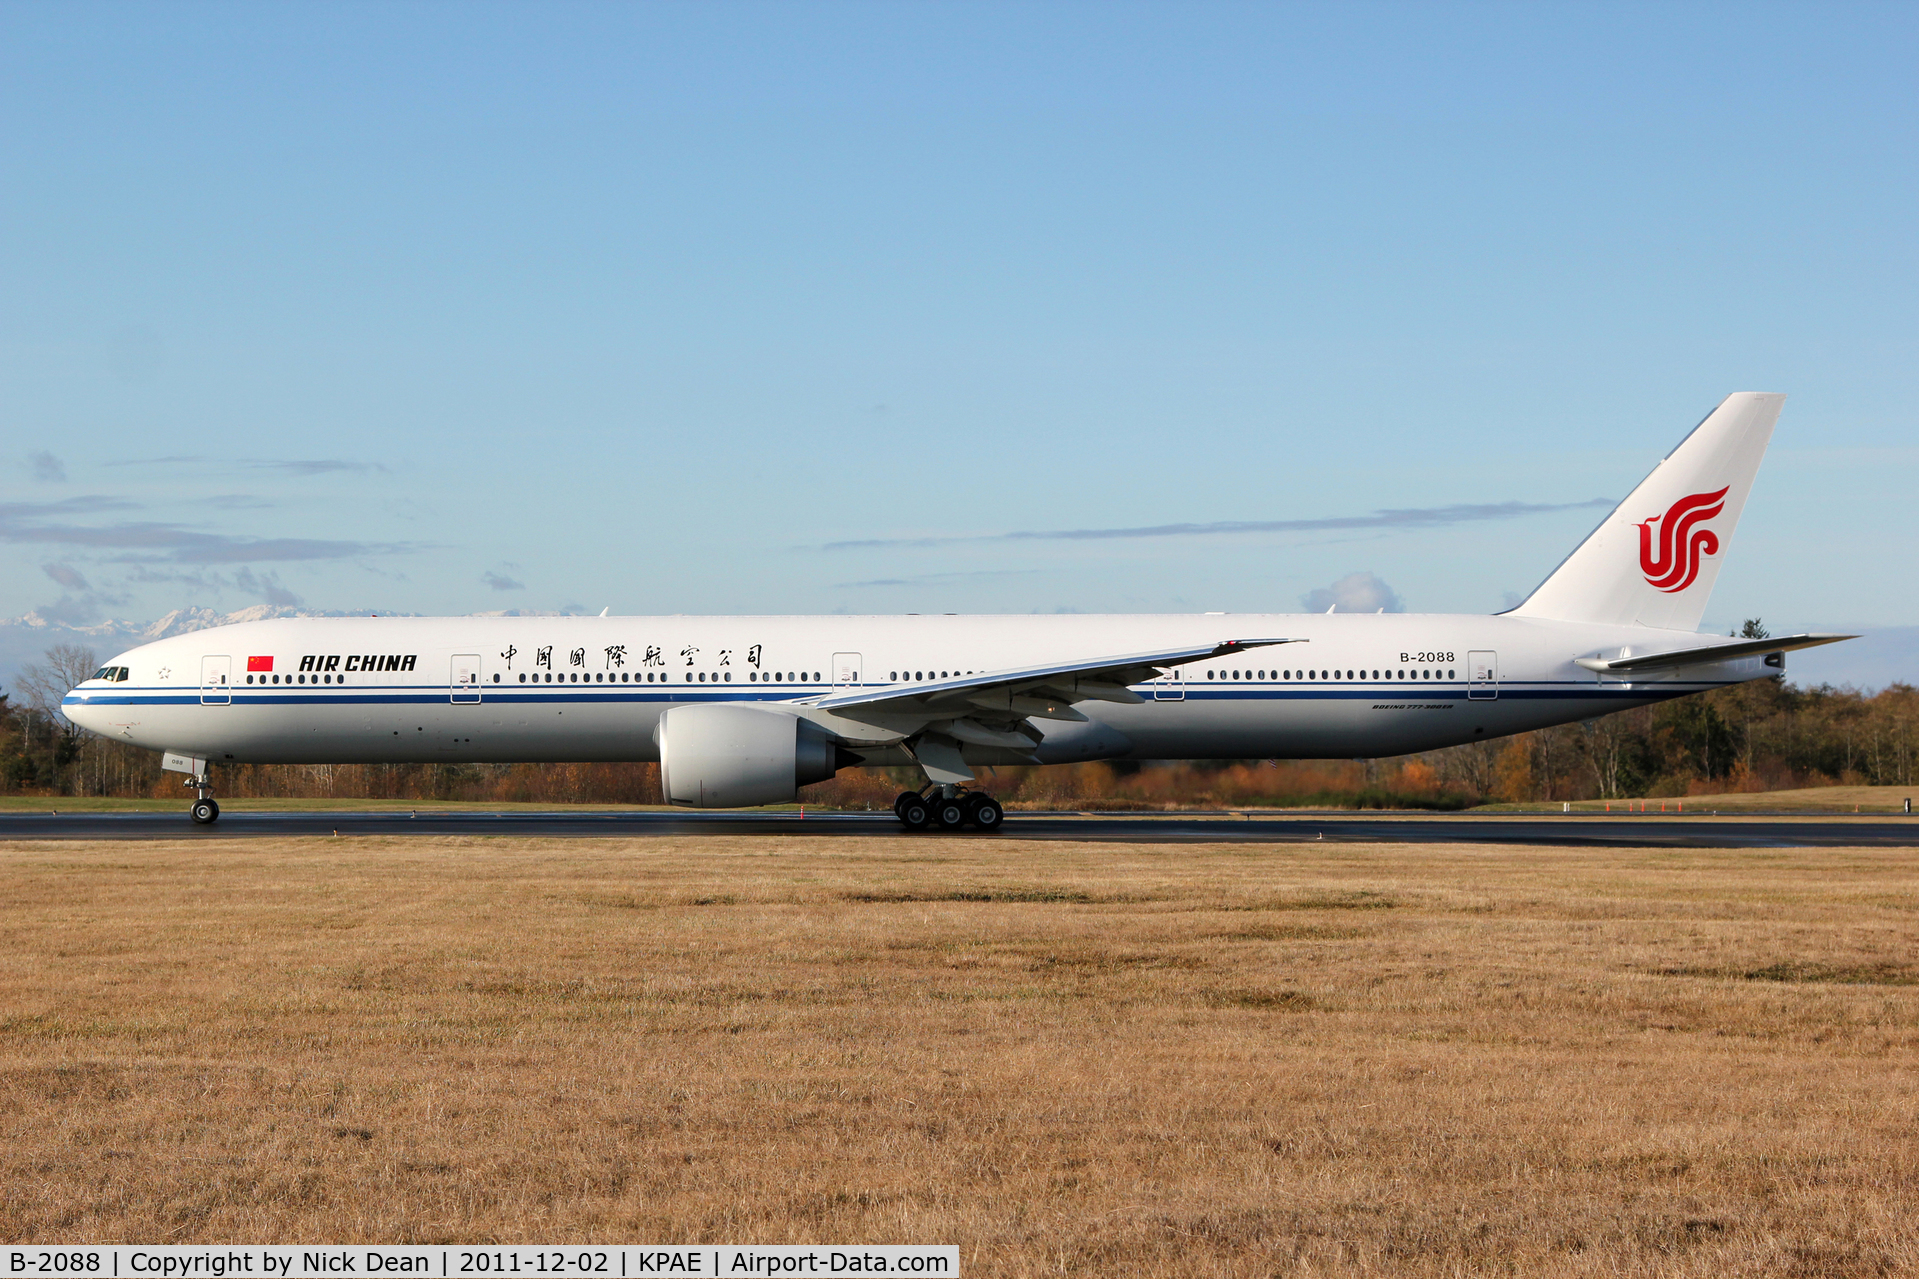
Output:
65,393,1853,829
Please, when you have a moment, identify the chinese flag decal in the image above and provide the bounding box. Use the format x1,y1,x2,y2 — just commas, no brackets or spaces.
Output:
247,656,274,672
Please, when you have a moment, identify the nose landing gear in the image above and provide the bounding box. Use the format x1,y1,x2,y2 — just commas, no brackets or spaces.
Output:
185,771,220,825
893,786,1004,832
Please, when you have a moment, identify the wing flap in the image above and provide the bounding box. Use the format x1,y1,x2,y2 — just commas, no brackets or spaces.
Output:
804,638,1297,717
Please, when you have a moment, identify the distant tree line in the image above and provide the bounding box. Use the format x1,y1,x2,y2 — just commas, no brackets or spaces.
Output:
3,640,1912,808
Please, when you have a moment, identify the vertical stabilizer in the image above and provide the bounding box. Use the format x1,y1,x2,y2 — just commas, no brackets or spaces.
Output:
1510,392,1783,630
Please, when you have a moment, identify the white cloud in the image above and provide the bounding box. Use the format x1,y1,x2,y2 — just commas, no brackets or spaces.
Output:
233,566,303,607
1303,571,1403,613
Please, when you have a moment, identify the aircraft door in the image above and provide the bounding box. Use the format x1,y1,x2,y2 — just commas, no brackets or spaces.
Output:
1468,650,1498,700
832,652,862,690
451,653,483,704
200,655,231,705
1152,667,1184,701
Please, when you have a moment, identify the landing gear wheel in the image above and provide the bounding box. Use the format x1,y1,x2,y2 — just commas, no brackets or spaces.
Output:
969,796,1005,831
934,797,969,830
190,799,220,825
898,796,932,830
893,790,922,820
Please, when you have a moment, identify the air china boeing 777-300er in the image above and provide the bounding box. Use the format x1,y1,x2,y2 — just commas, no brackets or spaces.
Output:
65,392,1850,829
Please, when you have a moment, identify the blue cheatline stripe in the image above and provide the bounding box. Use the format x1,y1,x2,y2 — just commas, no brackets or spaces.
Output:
70,681,1733,711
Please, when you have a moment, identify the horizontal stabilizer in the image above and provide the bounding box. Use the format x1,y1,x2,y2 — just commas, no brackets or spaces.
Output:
1573,632,1855,674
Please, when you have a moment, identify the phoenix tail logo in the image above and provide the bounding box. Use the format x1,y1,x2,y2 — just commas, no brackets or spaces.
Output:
1637,487,1728,592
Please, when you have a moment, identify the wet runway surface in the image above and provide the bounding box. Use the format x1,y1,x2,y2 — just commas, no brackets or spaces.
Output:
2,808,1915,847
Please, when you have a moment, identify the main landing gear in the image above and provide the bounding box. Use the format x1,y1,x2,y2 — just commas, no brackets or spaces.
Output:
893,785,1005,833
186,770,220,825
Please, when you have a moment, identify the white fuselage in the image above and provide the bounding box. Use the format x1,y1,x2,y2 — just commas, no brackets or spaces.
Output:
63,611,1769,768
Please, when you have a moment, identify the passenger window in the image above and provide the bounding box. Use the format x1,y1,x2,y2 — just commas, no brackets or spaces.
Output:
723,672,731,682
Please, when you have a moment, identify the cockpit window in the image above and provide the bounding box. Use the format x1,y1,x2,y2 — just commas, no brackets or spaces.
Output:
91,666,130,682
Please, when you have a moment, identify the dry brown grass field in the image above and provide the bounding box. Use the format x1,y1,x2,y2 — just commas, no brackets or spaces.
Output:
1,834,1916,1275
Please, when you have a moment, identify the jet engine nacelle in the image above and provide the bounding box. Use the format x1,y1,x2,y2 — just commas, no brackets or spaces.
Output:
656,703,851,808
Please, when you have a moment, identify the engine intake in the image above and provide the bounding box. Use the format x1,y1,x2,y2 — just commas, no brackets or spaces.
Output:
656,704,853,808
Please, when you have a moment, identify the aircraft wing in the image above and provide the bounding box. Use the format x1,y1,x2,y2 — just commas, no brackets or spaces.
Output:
1573,632,1855,674
800,638,1299,721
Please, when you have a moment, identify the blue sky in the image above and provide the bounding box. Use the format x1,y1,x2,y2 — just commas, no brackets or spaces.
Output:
4,2,1916,656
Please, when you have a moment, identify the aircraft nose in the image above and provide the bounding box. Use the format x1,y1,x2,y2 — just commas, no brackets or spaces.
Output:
62,689,106,732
